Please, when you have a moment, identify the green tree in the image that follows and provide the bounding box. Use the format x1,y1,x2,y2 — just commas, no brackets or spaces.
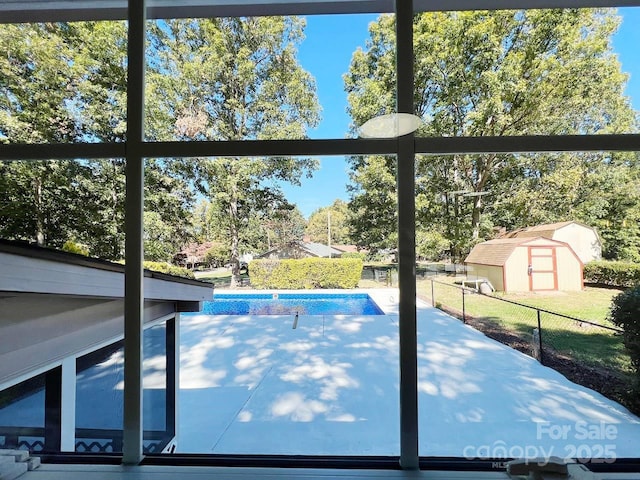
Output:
347,155,398,252
263,206,307,251
0,22,194,259
345,10,637,259
204,244,229,268
147,17,320,286
608,285,640,374
489,151,640,261
416,229,450,261
306,199,352,245
0,23,79,144
190,199,219,244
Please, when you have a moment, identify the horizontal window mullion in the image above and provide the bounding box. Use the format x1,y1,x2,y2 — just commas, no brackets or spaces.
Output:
0,143,126,161
415,134,640,155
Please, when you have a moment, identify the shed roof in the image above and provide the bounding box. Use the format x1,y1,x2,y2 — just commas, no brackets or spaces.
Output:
465,237,566,266
502,221,595,239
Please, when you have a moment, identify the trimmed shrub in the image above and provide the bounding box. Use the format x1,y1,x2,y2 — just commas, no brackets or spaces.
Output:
608,285,640,374
249,258,363,289
143,261,195,279
584,260,640,288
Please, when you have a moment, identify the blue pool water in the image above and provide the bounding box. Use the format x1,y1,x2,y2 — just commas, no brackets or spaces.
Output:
202,293,385,315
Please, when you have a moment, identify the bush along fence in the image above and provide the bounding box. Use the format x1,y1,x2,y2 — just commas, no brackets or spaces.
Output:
425,279,625,371
584,260,640,288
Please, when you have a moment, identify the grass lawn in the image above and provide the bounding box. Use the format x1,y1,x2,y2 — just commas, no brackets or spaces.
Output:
415,276,633,377
498,286,623,325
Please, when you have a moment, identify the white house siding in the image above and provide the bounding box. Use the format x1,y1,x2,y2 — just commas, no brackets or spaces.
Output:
556,246,584,291
504,246,531,292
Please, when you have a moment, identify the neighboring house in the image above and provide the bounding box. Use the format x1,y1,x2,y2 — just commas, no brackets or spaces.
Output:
0,240,212,454
465,237,584,292
257,241,343,260
501,221,601,264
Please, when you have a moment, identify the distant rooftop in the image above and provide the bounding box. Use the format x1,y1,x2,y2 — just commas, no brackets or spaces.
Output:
301,241,344,258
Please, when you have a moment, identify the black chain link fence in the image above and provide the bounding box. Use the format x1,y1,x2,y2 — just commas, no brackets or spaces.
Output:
419,279,635,412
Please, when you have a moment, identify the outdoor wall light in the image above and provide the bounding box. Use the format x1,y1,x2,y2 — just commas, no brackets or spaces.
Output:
358,113,423,138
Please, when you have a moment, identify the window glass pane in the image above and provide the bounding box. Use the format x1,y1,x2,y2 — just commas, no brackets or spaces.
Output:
157,155,400,455
0,159,126,257
0,157,131,455
143,14,381,142
0,22,128,144
0,373,46,452
414,150,640,463
76,323,169,454
345,7,640,139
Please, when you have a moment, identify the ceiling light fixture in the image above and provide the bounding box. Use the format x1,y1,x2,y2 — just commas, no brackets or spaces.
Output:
358,113,423,138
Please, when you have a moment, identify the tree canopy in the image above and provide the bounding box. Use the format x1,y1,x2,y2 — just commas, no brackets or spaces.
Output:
306,199,353,246
0,18,319,273
345,9,639,261
3,12,640,266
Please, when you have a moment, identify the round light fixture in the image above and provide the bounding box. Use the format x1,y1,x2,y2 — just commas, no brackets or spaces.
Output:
358,113,423,138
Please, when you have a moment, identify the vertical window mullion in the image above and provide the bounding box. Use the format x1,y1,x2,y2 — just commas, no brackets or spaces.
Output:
44,367,62,452
123,0,146,465
395,0,419,470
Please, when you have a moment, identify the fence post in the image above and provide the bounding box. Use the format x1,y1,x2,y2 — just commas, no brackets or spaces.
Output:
431,279,435,307
537,310,544,365
462,287,466,323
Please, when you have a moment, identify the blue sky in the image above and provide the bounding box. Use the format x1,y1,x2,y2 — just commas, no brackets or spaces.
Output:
280,14,375,218
281,9,640,219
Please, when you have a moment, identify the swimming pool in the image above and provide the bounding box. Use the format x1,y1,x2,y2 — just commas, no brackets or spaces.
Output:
202,292,385,315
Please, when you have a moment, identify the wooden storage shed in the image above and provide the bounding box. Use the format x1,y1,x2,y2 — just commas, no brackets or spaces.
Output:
502,221,601,264
465,237,584,292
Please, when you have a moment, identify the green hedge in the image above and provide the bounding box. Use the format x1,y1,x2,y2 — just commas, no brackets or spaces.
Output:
584,261,640,288
249,258,363,289
143,261,195,279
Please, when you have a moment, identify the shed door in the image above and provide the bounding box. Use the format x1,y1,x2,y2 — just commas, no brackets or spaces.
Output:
528,247,558,291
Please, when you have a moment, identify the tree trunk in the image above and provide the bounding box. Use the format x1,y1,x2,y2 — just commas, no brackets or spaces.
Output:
34,176,45,247
229,193,241,288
